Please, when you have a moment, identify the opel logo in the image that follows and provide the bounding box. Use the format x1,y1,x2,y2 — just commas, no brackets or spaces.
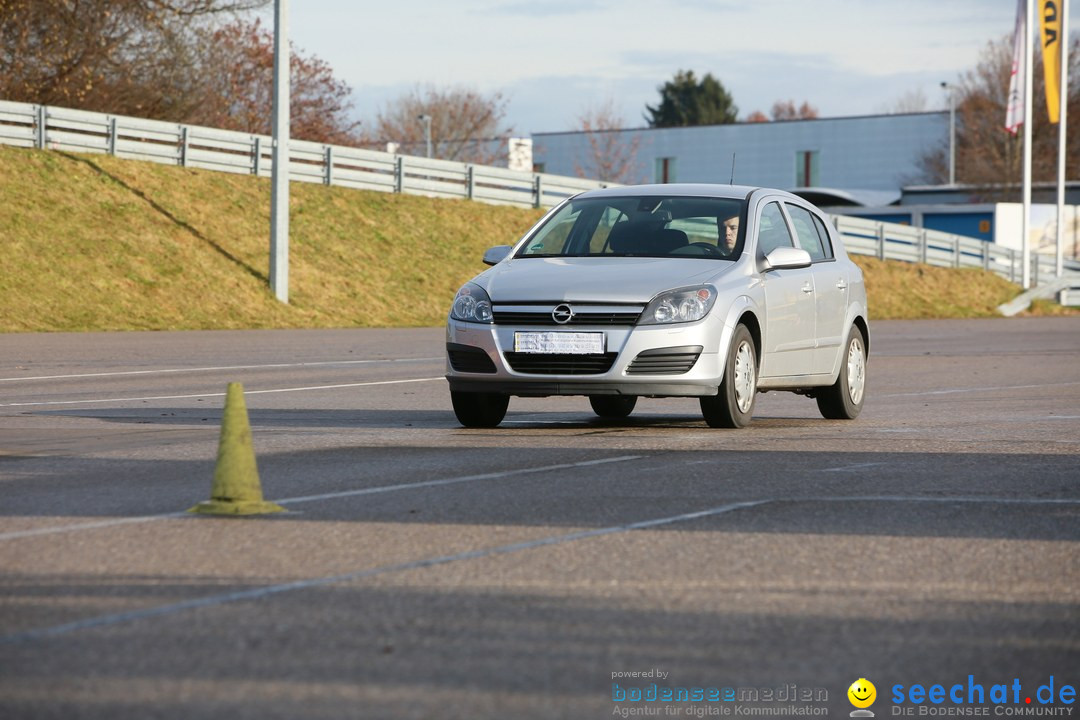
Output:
551,303,574,324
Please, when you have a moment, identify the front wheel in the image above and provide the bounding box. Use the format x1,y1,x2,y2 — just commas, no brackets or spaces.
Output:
700,324,757,428
816,325,867,420
589,395,637,419
451,390,509,428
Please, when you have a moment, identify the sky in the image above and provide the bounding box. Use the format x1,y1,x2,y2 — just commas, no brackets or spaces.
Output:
273,0,1080,137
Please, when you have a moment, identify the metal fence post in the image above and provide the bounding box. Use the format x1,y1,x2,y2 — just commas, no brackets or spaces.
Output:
108,116,117,156
1010,250,1017,283
983,242,991,272
534,174,543,209
466,165,474,200
325,145,334,185
395,156,404,193
920,229,928,264
180,126,189,167
877,223,886,260
253,136,262,175
35,105,46,149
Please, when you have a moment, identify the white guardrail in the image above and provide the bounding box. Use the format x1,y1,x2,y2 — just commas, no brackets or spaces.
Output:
0,100,607,209
2,100,1078,291
829,214,1080,288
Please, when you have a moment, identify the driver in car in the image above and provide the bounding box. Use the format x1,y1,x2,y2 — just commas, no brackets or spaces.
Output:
721,214,739,255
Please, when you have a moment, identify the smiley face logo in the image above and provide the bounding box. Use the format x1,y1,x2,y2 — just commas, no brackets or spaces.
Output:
848,678,877,709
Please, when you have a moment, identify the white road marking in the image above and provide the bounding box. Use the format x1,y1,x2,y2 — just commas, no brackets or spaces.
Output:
0,456,643,541
279,455,643,505
880,381,1080,398
819,462,890,472
3,493,1077,641
814,495,1080,506
0,357,442,383
0,514,187,541
0,500,765,643
0,377,444,408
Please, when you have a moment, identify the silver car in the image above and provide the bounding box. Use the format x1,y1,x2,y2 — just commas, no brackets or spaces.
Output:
445,184,868,428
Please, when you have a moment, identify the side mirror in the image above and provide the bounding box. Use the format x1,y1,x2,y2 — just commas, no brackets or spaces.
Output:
482,245,513,266
762,247,812,271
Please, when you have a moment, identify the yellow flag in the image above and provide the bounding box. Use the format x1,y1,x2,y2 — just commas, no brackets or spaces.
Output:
1040,0,1063,123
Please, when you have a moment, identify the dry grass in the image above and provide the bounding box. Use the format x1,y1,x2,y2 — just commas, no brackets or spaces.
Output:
0,145,541,331
0,144,1072,332
856,257,1019,319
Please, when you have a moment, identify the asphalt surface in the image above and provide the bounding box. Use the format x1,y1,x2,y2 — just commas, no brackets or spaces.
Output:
0,318,1078,719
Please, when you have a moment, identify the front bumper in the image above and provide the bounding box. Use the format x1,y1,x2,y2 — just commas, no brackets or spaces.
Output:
445,317,732,398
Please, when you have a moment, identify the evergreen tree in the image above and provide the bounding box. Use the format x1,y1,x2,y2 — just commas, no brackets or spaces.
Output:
645,70,738,127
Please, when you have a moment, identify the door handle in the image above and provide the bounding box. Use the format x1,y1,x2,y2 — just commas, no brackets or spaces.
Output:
836,280,848,290
801,283,814,294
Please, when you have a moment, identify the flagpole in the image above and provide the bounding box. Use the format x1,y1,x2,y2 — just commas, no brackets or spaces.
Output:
1022,0,1034,290
270,0,290,304
1056,0,1069,278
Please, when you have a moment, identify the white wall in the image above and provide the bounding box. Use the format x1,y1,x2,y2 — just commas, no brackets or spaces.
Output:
995,203,1080,259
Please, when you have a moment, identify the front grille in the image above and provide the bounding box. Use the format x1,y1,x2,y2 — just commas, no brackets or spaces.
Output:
626,346,703,375
492,305,642,326
503,352,617,375
447,344,497,374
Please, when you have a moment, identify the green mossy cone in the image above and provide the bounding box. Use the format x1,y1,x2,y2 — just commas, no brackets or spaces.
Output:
188,382,285,516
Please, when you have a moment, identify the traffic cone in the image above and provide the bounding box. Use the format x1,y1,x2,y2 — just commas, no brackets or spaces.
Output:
188,382,285,516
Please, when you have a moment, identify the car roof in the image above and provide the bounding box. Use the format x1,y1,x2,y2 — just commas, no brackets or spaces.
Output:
574,183,806,203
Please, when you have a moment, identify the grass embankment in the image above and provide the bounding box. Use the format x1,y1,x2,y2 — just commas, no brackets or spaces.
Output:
0,144,1070,332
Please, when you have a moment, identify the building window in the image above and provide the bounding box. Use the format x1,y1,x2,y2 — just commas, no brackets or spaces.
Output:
532,162,546,173
655,157,677,184
795,150,819,187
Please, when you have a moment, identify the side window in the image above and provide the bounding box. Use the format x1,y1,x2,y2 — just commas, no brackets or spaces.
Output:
810,214,835,260
524,207,581,255
757,202,794,255
785,204,827,262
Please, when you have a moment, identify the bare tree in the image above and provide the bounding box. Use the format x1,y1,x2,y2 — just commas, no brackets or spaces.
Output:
743,101,818,122
191,18,362,145
880,88,930,114
918,34,1080,195
372,86,513,164
573,99,642,184
770,100,819,121
0,0,267,118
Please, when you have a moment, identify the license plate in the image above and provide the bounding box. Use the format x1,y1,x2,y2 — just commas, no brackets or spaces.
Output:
514,331,605,354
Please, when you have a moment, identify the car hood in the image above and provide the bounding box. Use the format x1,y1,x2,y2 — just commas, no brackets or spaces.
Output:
479,257,735,303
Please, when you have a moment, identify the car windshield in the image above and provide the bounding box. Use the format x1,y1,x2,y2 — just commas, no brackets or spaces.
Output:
517,195,746,260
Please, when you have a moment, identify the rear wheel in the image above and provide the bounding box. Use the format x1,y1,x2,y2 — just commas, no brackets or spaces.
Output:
588,395,637,419
816,325,866,420
451,391,509,428
700,324,757,428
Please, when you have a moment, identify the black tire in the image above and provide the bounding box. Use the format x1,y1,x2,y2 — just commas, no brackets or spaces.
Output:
816,325,867,420
588,395,637,418
700,324,757,428
451,390,509,428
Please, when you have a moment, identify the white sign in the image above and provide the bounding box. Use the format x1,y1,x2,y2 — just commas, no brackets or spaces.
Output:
514,331,604,354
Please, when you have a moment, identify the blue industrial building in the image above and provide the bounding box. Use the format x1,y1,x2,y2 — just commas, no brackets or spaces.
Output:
532,111,949,203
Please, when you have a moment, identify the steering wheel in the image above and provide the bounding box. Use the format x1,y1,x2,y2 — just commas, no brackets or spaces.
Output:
687,242,724,257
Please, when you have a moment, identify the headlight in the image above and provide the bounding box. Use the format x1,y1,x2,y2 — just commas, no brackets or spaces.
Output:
450,282,494,323
639,286,716,325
